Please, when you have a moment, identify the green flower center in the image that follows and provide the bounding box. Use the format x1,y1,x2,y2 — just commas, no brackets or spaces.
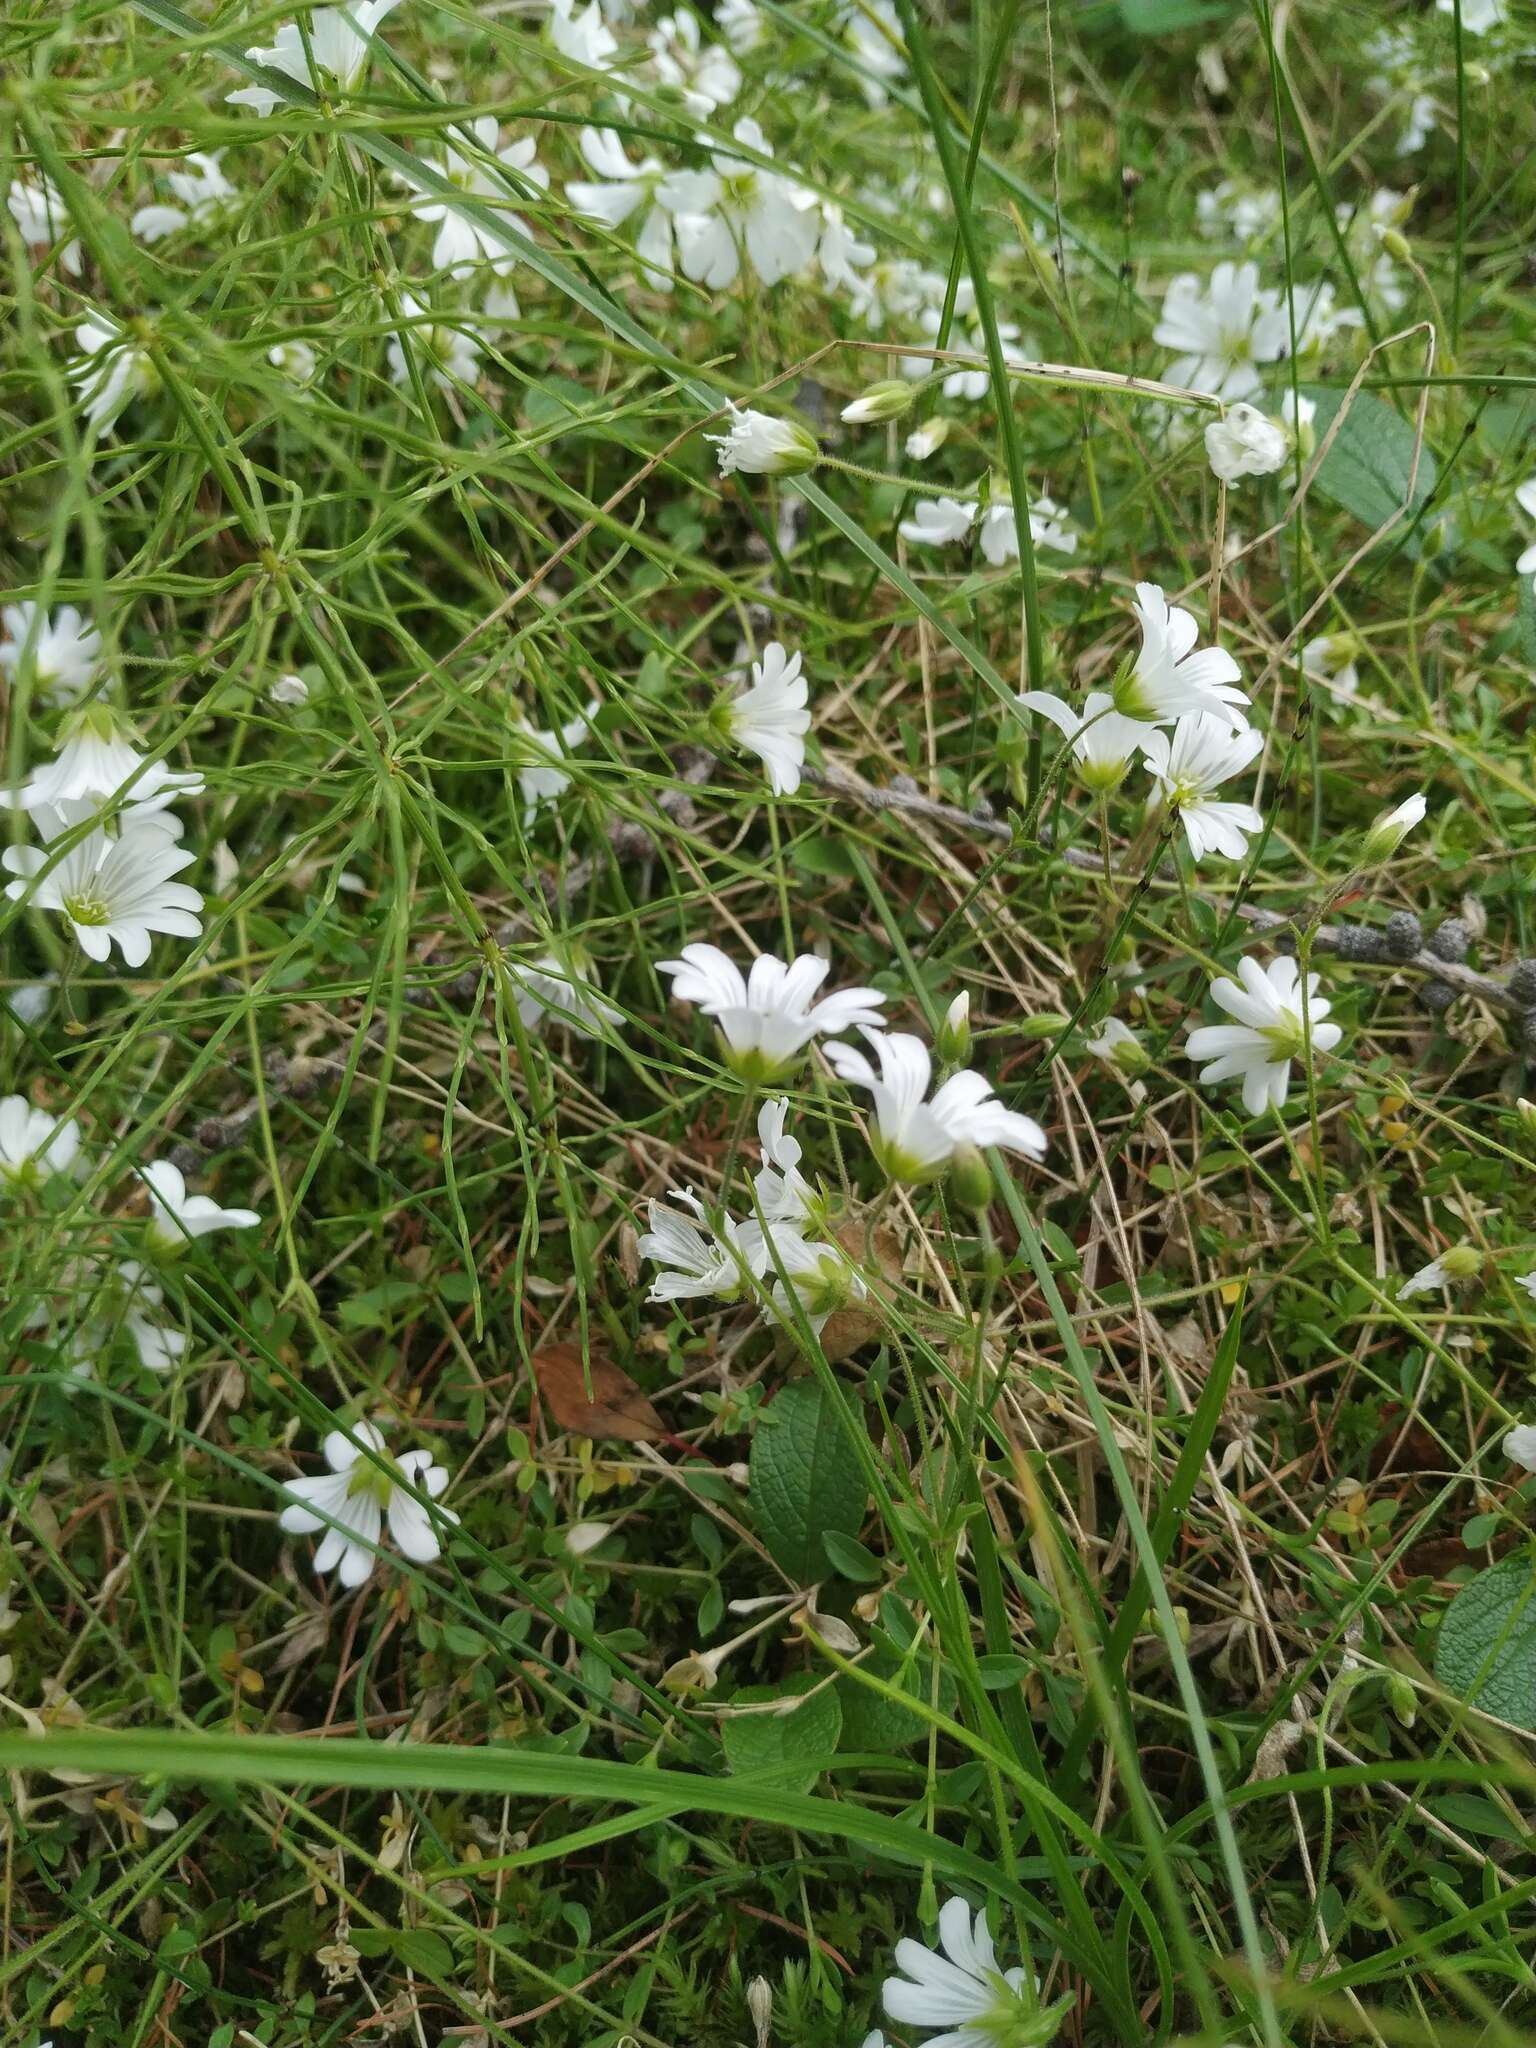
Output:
346,1454,402,1508
63,890,111,929
1259,1008,1307,1063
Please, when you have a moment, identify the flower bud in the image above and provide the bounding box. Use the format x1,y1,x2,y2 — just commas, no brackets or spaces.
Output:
1380,226,1411,262
1517,1098,1536,1141
905,416,950,459
841,379,914,424
1362,791,1427,863
1018,1011,1072,1040
948,1142,993,1211
746,1977,773,2048
935,991,972,1065
565,1520,614,1558
1439,1244,1482,1283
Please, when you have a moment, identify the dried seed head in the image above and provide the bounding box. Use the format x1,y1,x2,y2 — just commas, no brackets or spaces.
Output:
1428,917,1471,963
1421,979,1455,1013
1382,909,1423,961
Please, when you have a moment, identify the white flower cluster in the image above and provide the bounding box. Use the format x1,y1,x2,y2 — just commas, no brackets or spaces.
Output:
638,947,1050,1327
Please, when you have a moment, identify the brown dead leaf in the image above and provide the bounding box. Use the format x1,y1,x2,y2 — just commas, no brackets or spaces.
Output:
533,1342,664,1441
818,1217,903,1363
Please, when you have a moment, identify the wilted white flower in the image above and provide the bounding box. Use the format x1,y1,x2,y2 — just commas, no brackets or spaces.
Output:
882,1897,1035,2048
648,9,741,113
3,817,202,968
268,338,318,384
1205,401,1290,483
1154,260,1291,400
723,641,810,796
674,118,820,291
0,603,102,707
1141,713,1265,862
658,943,885,1083
409,118,548,276
280,1420,457,1588
130,151,240,243
8,174,82,273
1186,955,1342,1117
228,0,403,114
707,405,819,478
386,290,481,390
1301,633,1361,714
68,311,159,436
269,671,310,706
140,1160,261,1250
566,127,713,287
1016,689,1149,795
825,1029,1046,1184
1113,582,1249,728
508,951,622,1038
565,1520,615,1556
1400,1249,1478,1300
905,418,949,460
1505,1421,1536,1471
1084,1016,1149,1079
0,1097,82,1186
511,701,597,823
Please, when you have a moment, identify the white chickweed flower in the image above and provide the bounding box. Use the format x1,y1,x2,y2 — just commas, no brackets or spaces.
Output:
8,174,82,274
1186,955,1342,1117
1113,582,1250,728
1399,1246,1480,1299
1085,1017,1150,1079
3,817,203,968
0,1098,83,1187
1505,1421,1536,1472
638,1186,764,1303
268,339,318,384
0,602,102,707
723,641,810,796
752,1096,817,1227
511,701,597,823
140,1160,261,1251
824,1029,1046,1184
15,706,204,820
899,496,976,548
280,1420,457,1588
269,671,311,707
717,0,763,50
1362,791,1427,862
1140,712,1264,862
387,291,482,391
707,405,820,478
1154,259,1292,401
1015,689,1149,795
114,1260,188,1373
408,118,548,276
1204,401,1290,484
547,0,619,66
674,118,820,291
227,0,403,114
68,311,159,436
566,127,714,289
658,943,885,1083
130,150,240,243
647,9,741,114
882,1896,1037,2048
508,951,622,1039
